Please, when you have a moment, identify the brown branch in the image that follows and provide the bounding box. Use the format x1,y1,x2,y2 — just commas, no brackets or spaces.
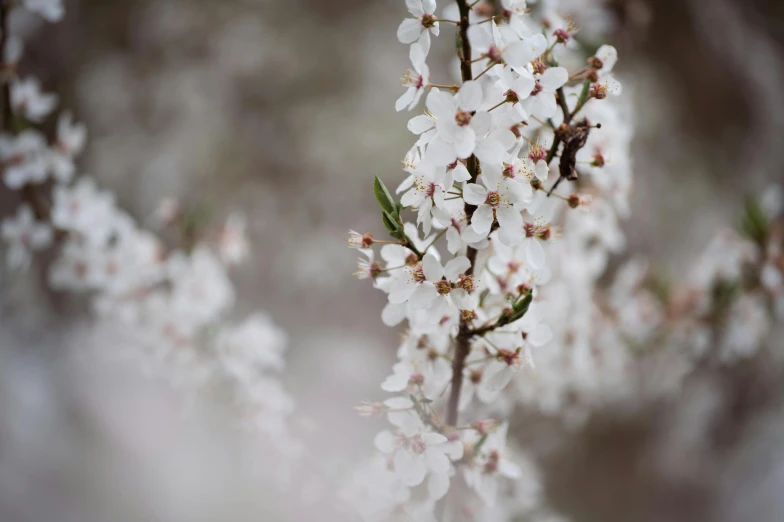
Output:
445,0,479,430
0,0,52,222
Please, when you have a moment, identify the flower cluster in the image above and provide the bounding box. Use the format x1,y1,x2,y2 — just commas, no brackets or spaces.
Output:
348,1,783,520
0,0,300,465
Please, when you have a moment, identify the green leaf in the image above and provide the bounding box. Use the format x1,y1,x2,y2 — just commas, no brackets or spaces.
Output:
382,210,402,238
373,176,396,215
512,290,533,314
740,196,769,246
507,291,534,323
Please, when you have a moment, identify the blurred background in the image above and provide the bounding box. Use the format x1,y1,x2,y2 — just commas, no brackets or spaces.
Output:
1,0,784,521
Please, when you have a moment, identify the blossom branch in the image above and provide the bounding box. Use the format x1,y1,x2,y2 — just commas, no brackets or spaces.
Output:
446,0,479,430
0,0,51,222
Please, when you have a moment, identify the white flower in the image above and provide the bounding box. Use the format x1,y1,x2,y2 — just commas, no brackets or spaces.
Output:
425,82,486,164
354,247,377,280
381,344,451,400
432,200,488,255
520,66,569,120
1,204,52,270
388,256,437,308
0,130,48,189
493,64,534,120
468,21,546,70
590,44,623,96
11,77,58,123
51,178,117,245
48,240,102,292
22,0,65,22
397,0,439,55
374,415,462,499
407,113,437,147
463,423,523,506
420,254,478,322
49,112,87,183
397,42,431,112
165,246,236,332
217,313,287,384
400,160,449,234
463,166,529,245
482,305,552,393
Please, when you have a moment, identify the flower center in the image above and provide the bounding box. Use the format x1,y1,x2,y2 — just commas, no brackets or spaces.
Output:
435,280,452,295
410,435,427,454
483,450,500,474
412,266,427,283
590,83,608,100
502,163,515,178
553,28,571,44
461,309,476,321
455,110,472,127
408,373,425,386
530,82,543,96
400,69,424,89
528,145,546,162
487,45,503,63
497,348,520,367
486,192,501,207
421,13,437,29
457,274,475,292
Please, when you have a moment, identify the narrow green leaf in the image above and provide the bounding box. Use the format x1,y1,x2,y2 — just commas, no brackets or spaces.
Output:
374,176,396,214
740,196,769,246
382,210,402,238
512,290,533,314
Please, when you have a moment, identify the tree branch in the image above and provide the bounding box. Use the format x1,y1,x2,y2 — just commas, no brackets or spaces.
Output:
0,0,52,221
445,0,477,429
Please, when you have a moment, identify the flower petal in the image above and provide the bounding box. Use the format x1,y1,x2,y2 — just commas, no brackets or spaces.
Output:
423,253,444,281
397,18,423,44
462,183,487,205
457,80,483,112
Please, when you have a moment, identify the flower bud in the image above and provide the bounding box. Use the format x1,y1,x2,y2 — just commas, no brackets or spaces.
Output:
588,56,604,69
347,230,374,249
591,151,605,167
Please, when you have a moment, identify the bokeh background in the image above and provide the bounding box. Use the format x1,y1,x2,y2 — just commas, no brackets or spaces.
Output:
1,0,784,521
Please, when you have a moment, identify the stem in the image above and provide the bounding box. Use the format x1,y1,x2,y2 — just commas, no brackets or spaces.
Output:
475,16,498,25
424,227,448,253
487,99,507,112
473,61,496,80
428,83,460,91
546,175,565,196
403,233,424,259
